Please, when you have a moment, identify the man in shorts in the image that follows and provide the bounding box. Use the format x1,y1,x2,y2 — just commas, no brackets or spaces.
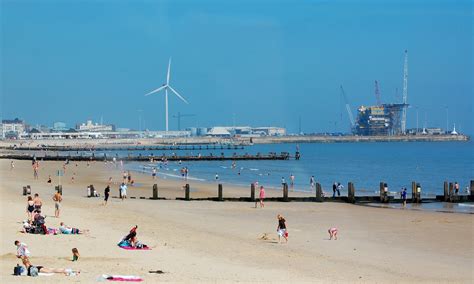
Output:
52,191,62,218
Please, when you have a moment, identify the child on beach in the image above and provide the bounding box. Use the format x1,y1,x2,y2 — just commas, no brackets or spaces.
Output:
258,186,265,208
277,214,288,244
328,227,338,240
72,248,80,261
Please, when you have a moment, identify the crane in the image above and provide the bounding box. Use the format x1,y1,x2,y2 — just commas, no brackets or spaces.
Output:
374,80,382,105
401,50,408,133
340,85,355,130
172,112,196,131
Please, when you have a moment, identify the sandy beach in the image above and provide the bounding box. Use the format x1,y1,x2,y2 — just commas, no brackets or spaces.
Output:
0,159,473,283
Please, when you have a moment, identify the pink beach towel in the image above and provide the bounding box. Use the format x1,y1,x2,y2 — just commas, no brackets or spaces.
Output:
102,275,143,282
119,246,151,250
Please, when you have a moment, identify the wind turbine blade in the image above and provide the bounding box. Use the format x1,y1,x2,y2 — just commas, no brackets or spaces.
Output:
168,85,189,104
144,85,167,96
167,58,171,85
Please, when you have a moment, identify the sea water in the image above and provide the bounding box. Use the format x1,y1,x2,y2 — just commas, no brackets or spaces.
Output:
122,141,473,198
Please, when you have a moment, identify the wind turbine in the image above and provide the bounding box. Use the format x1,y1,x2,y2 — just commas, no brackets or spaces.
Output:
145,58,189,131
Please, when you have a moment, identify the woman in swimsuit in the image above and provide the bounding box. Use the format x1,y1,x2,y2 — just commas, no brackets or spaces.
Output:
22,258,80,276
26,196,35,221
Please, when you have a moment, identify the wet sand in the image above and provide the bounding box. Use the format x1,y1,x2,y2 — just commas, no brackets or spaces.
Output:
0,160,473,283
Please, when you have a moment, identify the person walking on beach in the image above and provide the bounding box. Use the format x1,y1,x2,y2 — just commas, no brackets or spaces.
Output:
454,182,459,195
10,160,15,171
33,163,39,180
401,187,407,207
276,214,288,244
289,174,295,190
332,182,337,198
52,191,62,218
281,177,286,185
310,176,315,190
120,183,127,200
257,186,265,208
103,185,110,206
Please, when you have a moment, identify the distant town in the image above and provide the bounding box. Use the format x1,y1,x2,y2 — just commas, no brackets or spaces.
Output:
0,117,463,141
0,118,287,140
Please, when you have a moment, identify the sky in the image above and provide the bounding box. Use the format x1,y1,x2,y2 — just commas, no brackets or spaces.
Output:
1,0,472,134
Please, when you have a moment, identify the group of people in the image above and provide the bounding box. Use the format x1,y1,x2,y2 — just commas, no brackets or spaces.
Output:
14,240,80,276
180,167,189,180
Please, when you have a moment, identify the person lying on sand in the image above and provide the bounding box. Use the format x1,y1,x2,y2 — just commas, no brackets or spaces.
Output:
59,222,89,234
21,257,80,276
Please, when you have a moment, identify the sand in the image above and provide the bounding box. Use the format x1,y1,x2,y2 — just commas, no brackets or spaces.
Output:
0,159,473,283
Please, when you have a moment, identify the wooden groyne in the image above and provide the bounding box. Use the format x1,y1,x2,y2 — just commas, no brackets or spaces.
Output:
1,144,245,152
1,152,291,161
98,180,474,207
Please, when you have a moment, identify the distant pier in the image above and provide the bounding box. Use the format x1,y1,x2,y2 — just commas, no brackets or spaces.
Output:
0,152,291,161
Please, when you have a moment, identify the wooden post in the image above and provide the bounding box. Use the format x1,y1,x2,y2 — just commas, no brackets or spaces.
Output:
315,182,323,202
283,183,289,202
26,185,31,195
443,181,449,201
379,182,384,202
185,184,190,200
250,183,255,202
218,184,223,201
449,182,454,201
411,181,416,202
348,182,355,203
152,184,158,199
415,183,422,203
23,186,27,196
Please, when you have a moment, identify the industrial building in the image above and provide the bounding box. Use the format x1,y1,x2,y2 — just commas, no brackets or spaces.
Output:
355,104,407,136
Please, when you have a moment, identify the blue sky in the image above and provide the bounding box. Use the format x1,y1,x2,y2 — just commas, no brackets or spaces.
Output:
1,0,472,134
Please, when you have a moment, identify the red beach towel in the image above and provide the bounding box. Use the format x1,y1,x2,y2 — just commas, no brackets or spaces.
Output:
103,275,143,282
119,246,151,250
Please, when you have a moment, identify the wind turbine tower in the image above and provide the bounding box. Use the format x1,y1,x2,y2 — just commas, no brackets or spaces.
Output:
401,50,408,134
145,58,189,131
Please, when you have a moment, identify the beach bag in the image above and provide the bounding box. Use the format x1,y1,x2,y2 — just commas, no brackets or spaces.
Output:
284,231,289,238
118,240,130,247
29,266,39,277
14,264,23,276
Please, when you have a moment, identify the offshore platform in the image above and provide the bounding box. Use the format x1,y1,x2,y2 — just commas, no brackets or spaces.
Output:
341,50,409,136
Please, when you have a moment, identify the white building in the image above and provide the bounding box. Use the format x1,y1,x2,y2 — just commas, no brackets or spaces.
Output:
53,122,67,131
1,118,26,138
77,120,114,132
